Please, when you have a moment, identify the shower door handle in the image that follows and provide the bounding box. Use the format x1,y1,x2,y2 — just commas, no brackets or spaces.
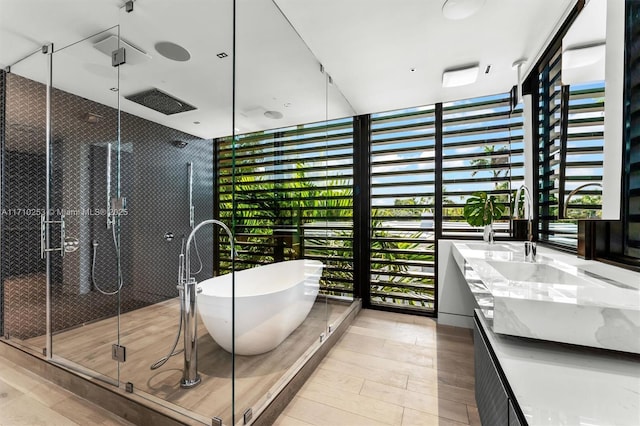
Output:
40,212,66,259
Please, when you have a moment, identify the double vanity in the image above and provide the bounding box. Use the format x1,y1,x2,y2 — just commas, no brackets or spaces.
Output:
438,240,640,425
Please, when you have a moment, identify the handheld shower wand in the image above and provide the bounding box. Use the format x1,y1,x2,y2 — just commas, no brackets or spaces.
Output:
150,235,186,370
92,143,124,295
187,162,203,274
188,162,194,229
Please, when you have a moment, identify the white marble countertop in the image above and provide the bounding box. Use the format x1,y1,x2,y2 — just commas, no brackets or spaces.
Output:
453,241,640,353
475,310,640,426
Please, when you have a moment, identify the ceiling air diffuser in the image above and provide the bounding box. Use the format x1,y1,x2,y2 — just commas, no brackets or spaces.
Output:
442,64,480,88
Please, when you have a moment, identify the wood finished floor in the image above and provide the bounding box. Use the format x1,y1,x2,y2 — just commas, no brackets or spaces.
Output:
23,298,349,425
274,309,480,426
4,308,477,425
0,351,133,426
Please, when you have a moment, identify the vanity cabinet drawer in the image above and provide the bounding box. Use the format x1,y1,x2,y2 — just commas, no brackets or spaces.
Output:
474,315,527,426
474,321,509,426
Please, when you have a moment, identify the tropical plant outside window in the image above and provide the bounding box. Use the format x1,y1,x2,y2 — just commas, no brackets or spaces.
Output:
215,91,524,313
217,120,355,299
441,94,524,239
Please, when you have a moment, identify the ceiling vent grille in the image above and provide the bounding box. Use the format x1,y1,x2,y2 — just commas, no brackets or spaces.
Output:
125,88,196,115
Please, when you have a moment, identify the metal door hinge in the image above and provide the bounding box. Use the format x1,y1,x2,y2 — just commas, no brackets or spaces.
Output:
243,408,253,424
211,417,222,426
125,382,134,393
112,47,126,67
111,344,126,362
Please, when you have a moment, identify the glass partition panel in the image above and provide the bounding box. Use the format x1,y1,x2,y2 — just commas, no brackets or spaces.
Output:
233,0,329,421
2,49,49,353
324,74,356,328
118,1,233,424
48,26,122,383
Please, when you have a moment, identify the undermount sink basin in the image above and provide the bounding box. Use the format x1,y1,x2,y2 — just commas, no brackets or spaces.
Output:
486,261,587,286
465,243,513,252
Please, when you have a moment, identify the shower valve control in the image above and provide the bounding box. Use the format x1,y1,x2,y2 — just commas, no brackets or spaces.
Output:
111,196,127,214
63,237,80,253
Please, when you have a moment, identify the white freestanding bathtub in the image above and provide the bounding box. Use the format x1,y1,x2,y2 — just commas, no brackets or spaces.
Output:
197,259,323,355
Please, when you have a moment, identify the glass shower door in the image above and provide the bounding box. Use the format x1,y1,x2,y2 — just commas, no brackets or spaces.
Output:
47,27,123,384
1,46,49,352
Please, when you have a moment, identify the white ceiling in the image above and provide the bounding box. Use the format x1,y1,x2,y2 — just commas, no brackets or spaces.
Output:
0,0,576,139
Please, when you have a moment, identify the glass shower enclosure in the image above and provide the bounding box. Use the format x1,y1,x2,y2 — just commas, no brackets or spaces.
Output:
0,0,355,424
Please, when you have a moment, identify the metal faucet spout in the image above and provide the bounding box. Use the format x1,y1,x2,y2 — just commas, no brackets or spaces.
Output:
483,196,494,244
514,184,534,242
514,184,537,261
180,219,234,388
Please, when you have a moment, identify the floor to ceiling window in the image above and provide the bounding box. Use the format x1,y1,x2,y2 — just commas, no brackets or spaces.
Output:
369,106,437,312
441,93,524,239
216,91,525,315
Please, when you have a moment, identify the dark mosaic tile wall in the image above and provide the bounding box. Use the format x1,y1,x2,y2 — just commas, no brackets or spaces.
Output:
2,72,214,339
0,70,5,336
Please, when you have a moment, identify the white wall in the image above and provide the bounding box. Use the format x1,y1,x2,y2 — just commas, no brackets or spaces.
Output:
602,0,625,220
437,240,476,329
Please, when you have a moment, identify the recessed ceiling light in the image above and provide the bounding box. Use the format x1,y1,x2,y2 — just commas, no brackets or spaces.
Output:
155,41,191,62
284,102,291,108
442,0,485,20
410,68,416,72
264,110,283,119
442,64,480,87
110,87,119,92
217,52,228,59
193,121,200,125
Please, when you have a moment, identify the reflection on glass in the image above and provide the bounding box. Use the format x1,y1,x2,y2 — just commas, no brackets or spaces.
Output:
537,0,607,247
2,50,49,353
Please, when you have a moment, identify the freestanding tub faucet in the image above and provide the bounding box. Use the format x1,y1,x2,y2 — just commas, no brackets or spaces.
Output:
514,184,536,261
179,219,234,388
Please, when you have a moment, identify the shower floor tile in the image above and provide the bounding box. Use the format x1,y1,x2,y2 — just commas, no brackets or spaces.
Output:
25,297,350,424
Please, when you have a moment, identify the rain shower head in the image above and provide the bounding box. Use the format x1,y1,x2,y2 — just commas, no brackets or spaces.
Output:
172,140,188,148
125,88,196,115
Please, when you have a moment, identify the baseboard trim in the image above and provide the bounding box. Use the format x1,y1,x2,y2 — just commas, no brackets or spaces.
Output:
437,312,473,329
